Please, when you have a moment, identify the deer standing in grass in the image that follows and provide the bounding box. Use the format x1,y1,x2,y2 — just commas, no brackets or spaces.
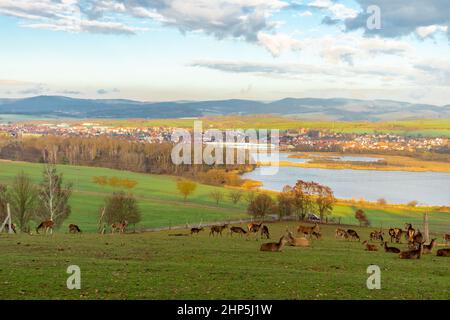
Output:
190,227,204,235
36,220,54,234
260,235,289,252
209,224,228,237
229,226,247,237
111,220,128,234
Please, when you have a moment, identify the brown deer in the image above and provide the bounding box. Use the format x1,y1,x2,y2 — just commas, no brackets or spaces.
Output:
297,223,319,238
362,240,378,251
444,234,450,243
260,225,270,239
405,223,415,242
312,231,322,240
399,242,424,259
2,223,16,234
209,224,228,237
388,228,403,243
335,228,348,239
286,230,310,247
436,248,450,257
229,226,247,237
190,227,204,235
111,220,128,234
247,222,262,233
68,224,82,233
383,241,400,253
36,220,54,234
347,229,360,241
369,230,384,242
422,238,437,254
260,235,289,252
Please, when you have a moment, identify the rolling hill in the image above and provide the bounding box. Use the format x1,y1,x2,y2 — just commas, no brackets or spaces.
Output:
0,95,449,121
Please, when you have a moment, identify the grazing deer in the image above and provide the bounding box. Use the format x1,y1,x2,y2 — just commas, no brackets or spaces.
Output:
2,223,16,234
260,235,289,252
389,228,403,243
36,220,54,234
286,230,310,247
68,224,82,233
190,227,204,235
229,226,247,237
111,220,128,234
347,229,360,241
312,231,322,240
436,248,450,257
362,240,378,251
247,222,262,233
411,230,423,248
335,228,348,239
422,239,437,254
297,223,320,238
209,224,228,237
369,230,384,242
443,234,450,243
399,242,424,259
260,225,270,239
383,241,400,253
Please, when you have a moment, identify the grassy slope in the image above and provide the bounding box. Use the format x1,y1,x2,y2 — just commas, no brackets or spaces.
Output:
0,160,248,232
0,222,449,300
1,160,449,233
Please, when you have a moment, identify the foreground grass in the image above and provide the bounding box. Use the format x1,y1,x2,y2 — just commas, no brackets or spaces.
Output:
0,223,448,300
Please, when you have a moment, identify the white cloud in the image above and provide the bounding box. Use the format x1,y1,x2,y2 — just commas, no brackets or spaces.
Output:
257,32,303,57
416,25,449,39
298,11,312,17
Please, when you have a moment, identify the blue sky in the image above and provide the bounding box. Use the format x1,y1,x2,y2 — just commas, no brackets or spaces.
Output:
0,0,450,104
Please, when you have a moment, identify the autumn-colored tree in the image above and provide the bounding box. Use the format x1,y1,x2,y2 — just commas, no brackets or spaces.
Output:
277,191,293,220
247,193,274,219
177,180,197,202
313,183,335,221
355,209,370,227
102,191,141,225
377,198,387,206
291,180,315,221
407,200,418,207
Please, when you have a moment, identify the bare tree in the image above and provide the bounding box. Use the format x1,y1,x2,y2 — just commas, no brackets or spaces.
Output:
209,190,224,206
9,172,37,232
36,164,72,228
228,190,243,204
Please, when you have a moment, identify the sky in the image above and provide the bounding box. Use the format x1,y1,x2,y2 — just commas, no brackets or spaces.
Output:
0,0,450,105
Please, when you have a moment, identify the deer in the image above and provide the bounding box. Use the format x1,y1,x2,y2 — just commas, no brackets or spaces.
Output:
405,223,415,242
369,230,384,242
111,220,128,234
260,225,270,239
297,223,320,238
229,226,247,237
399,242,424,259
443,234,450,244
422,238,437,254
36,220,54,234
247,222,262,233
209,224,228,237
190,227,204,235
312,231,322,240
68,224,82,233
436,248,450,257
346,229,360,241
286,230,310,247
260,235,290,252
335,228,348,239
362,240,378,251
383,241,400,253
388,228,403,243
2,223,16,234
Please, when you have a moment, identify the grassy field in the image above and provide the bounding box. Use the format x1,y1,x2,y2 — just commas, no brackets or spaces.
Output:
92,116,450,137
0,160,449,233
0,222,449,300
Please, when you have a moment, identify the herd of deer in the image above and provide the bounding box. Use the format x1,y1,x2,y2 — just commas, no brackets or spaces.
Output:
189,221,450,257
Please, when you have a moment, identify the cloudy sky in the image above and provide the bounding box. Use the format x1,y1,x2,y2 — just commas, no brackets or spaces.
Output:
0,0,450,104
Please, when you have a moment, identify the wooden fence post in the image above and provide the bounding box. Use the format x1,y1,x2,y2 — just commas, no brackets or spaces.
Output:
423,213,429,243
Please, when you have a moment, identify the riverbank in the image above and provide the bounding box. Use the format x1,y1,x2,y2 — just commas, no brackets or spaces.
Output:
258,152,450,173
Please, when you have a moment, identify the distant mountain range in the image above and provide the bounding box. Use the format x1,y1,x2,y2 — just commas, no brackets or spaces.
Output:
0,95,449,121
